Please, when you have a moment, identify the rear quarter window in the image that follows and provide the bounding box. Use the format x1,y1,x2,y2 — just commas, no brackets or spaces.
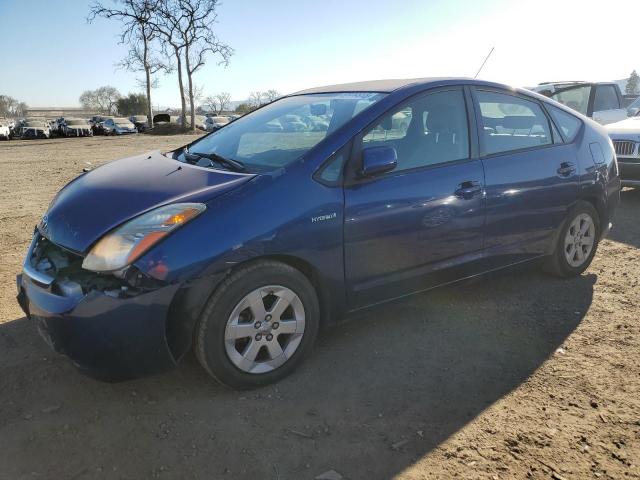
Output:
547,106,582,143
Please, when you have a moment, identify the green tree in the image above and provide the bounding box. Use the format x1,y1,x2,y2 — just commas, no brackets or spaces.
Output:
116,93,148,116
235,103,252,114
626,70,640,95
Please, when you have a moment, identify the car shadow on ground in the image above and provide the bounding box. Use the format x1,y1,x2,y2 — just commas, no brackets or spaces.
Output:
609,187,640,248
0,267,595,479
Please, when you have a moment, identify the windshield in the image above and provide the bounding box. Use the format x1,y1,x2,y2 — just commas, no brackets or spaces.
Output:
179,92,387,172
551,85,591,115
627,96,640,110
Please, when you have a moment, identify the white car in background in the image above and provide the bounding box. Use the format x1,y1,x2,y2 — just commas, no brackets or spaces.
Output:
606,117,640,188
625,96,640,117
62,118,93,137
531,81,628,125
0,123,10,140
20,118,50,139
177,115,208,130
205,115,230,131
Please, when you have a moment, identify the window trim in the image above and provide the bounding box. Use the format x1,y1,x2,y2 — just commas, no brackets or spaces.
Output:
344,86,476,185
313,140,353,187
543,104,584,144
471,86,558,159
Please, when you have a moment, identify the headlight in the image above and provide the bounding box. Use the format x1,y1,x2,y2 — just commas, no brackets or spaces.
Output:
82,203,206,272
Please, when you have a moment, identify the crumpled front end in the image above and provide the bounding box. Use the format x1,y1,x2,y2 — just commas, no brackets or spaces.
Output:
21,128,49,139
17,232,181,381
66,127,93,137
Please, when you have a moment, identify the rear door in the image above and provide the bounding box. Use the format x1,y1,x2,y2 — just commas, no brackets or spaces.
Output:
473,88,579,265
343,87,486,307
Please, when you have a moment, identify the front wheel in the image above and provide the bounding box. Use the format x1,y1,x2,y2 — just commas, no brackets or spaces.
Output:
544,201,600,277
195,261,320,389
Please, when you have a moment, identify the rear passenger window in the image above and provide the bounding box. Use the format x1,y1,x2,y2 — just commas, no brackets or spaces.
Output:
477,91,552,155
547,106,582,142
593,85,620,111
361,89,469,172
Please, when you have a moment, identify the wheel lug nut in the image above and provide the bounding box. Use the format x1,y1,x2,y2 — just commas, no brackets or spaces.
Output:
254,321,261,329
272,322,279,330
266,334,273,341
265,314,272,321
255,333,262,341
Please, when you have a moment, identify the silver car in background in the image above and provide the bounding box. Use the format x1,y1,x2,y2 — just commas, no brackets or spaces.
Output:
103,117,137,135
205,115,230,131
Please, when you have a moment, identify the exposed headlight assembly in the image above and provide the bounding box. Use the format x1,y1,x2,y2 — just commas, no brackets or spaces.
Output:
82,203,206,272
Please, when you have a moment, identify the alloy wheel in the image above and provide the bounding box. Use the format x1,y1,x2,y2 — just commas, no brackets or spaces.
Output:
564,213,595,268
224,285,305,374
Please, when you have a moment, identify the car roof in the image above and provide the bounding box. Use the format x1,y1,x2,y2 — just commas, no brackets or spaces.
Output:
291,77,531,95
293,77,470,94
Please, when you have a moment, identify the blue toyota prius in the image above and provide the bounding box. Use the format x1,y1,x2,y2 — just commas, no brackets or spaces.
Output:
17,78,620,388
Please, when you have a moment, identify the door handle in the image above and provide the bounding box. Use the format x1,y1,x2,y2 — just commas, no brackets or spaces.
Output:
557,162,576,177
454,180,483,199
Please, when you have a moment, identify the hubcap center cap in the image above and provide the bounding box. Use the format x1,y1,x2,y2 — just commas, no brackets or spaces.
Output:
258,321,272,334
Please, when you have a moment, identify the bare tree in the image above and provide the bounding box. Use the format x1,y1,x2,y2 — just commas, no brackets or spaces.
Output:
264,89,281,103
202,91,230,114
79,86,122,115
202,95,219,114
88,0,165,128
215,91,231,113
248,91,264,108
155,0,232,131
0,95,28,118
152,1,188,127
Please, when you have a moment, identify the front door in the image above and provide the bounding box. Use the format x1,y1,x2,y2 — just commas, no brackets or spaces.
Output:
344,88,485,308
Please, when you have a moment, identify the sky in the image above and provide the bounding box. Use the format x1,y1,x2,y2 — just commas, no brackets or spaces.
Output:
1,0,640,108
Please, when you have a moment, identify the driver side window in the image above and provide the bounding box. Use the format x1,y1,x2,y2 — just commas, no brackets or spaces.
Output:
361,89,470,172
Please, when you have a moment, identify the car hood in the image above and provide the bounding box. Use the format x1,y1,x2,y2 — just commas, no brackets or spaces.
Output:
41,151,255,252
605,117,640,138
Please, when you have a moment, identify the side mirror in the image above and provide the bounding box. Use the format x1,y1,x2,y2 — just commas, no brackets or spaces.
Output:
628,107,639,117
360,146,397,177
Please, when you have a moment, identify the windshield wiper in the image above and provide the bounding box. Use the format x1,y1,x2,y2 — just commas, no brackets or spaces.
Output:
183,148,246,172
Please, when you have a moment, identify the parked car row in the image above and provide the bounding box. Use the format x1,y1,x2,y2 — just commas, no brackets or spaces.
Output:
0,112,245,141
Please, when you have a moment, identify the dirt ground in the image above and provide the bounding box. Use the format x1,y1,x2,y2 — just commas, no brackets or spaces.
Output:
0,135,638,480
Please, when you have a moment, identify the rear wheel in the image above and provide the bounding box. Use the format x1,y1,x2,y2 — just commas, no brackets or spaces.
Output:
195,261,319,389
545,201,600,277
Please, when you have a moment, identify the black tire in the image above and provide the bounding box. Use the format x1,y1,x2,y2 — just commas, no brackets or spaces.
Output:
544,201,600,278
195,260,320,389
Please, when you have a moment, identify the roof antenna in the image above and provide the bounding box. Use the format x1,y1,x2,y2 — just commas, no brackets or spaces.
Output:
474,47,495,79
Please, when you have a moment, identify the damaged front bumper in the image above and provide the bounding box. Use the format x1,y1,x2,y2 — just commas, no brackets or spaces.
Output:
16,232,182,381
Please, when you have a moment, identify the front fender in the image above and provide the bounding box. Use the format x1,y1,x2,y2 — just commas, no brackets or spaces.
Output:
134,169,347,322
